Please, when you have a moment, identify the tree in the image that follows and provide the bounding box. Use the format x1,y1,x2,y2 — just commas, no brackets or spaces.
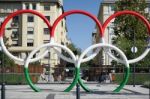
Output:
0,52,16,67
0,37,15,67
62,43,94,68
113,0,150,67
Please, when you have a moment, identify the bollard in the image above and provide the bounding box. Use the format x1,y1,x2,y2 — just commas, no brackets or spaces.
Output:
1,83,5,99
149,83,150,99
76,83,80,99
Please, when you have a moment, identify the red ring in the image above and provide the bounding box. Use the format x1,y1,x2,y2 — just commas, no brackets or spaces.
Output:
103,10,150,34
0,10,51,37
51,10,103,38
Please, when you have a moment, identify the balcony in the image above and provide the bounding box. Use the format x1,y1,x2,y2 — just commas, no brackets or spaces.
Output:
0,9,13,13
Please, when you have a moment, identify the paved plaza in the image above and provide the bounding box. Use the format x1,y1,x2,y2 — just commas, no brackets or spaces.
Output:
0,84,149,99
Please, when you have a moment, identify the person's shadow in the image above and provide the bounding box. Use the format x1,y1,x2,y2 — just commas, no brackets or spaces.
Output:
46,94,55,99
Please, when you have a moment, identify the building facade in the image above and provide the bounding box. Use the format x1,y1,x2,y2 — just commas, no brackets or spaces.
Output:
93,0,150,65
0,0,69,70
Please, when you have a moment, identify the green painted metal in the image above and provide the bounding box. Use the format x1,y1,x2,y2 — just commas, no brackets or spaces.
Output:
24,65,130,92
113,67,130,92
78,76,91,92
24,68,41,92
64,67,80,92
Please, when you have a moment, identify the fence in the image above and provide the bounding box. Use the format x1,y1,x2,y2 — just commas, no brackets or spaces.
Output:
0,65,43,84
0,66,149,85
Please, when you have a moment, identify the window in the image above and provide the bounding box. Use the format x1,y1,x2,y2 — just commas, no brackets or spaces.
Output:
0,17,4,25
12,40,18,46
45,16,50,21
12,52,19,57
25,3,29,9
27,27,34,34
44,4,50,10
44,28,49,34
61,21,63,27
11,31,18,38
61,32,63,36
43,40,50,44
44,52,50,59
33,3,36,10
109,28,114,35
149,4,150,11
13,16,19,23
27,39,34,46
33,54,36,58
110,5,115,11
27,16,34,22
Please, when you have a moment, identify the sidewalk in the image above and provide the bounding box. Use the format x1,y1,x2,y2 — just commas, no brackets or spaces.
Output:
0,84,149,99
124,85,149,94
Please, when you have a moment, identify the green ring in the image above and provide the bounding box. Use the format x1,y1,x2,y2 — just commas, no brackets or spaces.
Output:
24,65,130,92
64,67,80,92
78,76,91,92
113,67,130,92
75,66,130,93
24,68,41,92
64,67,92,92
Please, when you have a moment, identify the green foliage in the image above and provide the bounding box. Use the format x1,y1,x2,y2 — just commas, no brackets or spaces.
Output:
63,43,94,68
0,51,15,67
0,36,16,67
143,81,150,88
113,0,150,67
0,73,40,84
114,73,150,85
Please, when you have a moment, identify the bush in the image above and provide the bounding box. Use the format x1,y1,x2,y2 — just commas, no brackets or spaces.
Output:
114,73,150,85
0,74,40,84
143,81,150,88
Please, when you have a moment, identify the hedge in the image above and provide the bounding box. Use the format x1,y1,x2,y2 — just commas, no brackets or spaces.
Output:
114,73,150,85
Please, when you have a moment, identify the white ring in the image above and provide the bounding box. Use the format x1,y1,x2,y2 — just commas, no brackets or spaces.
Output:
77,43,129,68
0,37,49,64
101,37,150,64
25,43,76,68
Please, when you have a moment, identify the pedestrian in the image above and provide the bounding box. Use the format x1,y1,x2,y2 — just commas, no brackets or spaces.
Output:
57,74,62,83
98,72,104,84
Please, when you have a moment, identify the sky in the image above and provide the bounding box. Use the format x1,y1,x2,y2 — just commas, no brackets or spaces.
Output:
63,0,102,51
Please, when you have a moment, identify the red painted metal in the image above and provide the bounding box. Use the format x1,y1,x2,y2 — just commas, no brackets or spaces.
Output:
51,10,103,37
103,10,150,35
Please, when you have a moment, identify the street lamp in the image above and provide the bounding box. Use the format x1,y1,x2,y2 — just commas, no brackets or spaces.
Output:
131,33,138,87
48,50,51,82
0,44,5,99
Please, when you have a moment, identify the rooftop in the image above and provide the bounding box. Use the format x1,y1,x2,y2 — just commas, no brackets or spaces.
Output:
0,0,63,5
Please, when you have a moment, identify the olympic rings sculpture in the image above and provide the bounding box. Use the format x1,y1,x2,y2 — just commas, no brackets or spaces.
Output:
0,9,150,93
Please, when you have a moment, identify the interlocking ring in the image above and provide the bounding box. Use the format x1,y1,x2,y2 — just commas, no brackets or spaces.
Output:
102,10,150,64
0,10,51,63
51,10,103,63
0,9,149,93
77,43,130,92
24,42,76,92
23,10,104,92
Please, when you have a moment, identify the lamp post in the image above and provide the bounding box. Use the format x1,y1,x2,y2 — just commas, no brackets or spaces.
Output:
73,50,80,99
48,50,51,82
131,46,137,87
0,45,5,99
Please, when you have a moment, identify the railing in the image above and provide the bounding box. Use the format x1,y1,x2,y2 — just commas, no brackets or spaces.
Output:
0,66,149,85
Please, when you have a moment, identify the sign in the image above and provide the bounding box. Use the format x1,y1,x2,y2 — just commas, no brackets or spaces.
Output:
131,46,138,53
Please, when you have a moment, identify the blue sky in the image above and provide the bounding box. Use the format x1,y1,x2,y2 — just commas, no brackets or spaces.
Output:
64,0,102,51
